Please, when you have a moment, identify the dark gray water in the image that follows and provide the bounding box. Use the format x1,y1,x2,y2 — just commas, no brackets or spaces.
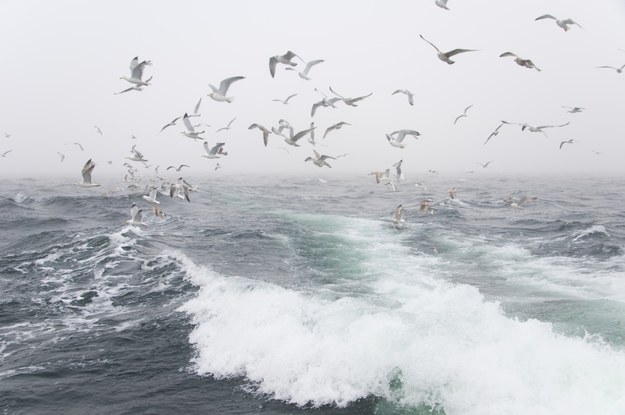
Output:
1,175,624,415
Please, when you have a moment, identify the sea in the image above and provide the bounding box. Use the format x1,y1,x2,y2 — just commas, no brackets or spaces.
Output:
1,174,624,415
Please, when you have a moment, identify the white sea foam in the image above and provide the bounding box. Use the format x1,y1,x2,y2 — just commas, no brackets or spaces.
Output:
175,214,625,415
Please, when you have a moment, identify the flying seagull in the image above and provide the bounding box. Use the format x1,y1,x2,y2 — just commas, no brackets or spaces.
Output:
78,159,100,187
166,164,190,172
1,149,13,158
202,142,227,159
216,117,237,133
562,106,585,113
477,160,494,168
559,139,575,149
285,59,324,80
535,14,583,31
484,122,505,145
126,144,147,162
94,126,103,136
181,113,205,140
269,51,301,78
596,64,625,74
142,188,160,205
283,126,315,147
272,93,298,105
160,116,181,133
57,152,65,162
392,205,406,228
419,34,477,64
208,76,245,103
500,52,541,71
304,149,335,168
323,122,351,139
128,203,145,226
386,129,421,148
120,56,152,86
248,123,271,147
453,105,474,125
188,97,202,118
392,89,415,106
72,142,84,152
328,87,373,107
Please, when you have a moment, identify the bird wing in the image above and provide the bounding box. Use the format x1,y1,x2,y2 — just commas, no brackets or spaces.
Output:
203,141,211,154
445,49,478,57
160,117,180,132
323,126,336,139
218,76,245,95
193,97,202,115
284,93,297,103
538,122,570,129
131,205,139,221
535,14,556,21
499,52,519,58
283,51,299,61
74,142,84,151
132,60,151,80
419,34,440,53
269,57,278,78
182,114,195,132
453,115,464,125
562,18,582,28
128,57,139,74
302,59,324,75
227,117,237,128
291,127,315,142
81,159,95,182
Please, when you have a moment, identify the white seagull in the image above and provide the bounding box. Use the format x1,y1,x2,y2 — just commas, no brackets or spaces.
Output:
272,93,298,105
248,123,272,147
94,126,103,136
285,59,324,80
202,142,227,159
392,89,415,106
126,145,147,162
596,64,625,74
167,164,190,172
127,203,146,226
78,159,100,187
120,56,152,86
535,14,583,31
562,106,585,113
419,34,477,64
181,113,205,140
435,0,450,10
169,178,191,202
142,188,160,204
269,51,301,78
160,116,181,133
477,160,494,168
392,205,406,228
1,149,13,158
216,117,237,133
559,139,575,149
188,97,202,118
305,149,335,168
323,122,351,139
386,129,421,148
57,152,65,162
208,76,245,103
500,52,541,71
484,122,505,145
328,87,373,107
453,105,474,125
283,126,316,147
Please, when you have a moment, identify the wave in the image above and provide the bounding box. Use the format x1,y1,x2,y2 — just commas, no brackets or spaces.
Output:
174,229,625,415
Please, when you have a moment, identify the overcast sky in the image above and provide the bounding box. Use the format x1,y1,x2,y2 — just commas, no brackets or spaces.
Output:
0,0,624,181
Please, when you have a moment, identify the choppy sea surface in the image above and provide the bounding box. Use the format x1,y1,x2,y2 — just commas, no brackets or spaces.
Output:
1,175,624,415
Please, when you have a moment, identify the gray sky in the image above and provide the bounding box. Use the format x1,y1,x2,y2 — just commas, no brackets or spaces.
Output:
0,0,624,180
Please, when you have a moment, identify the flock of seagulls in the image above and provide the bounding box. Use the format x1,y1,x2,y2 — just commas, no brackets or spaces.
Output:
0,2,618,229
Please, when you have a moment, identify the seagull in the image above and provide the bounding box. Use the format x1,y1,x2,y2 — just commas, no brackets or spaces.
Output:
392,89,415,106
208,76,245,103
169,178,191,202
419,198,436,214
562,106,585,113
499,52,541,71
1,149,13,157
188,97,202,118
392,205,406,228
248,123,271,146
419,34,477,64
269,51,301,78
559,139,575,149
126,145,147,162
73,142,84,152
56,152,65,162
181,113,205,140
328,87,373,107
120,56,152,86
311,97,342,117
535,14,583,31
484,123,505,144
323,122,351,139
477,160,494,168
4,133,10,138
284,126,315,147
369,169,390,184
154,205,165,218
142,188,160,204
272,93,298,105
94,126,103,136
596,64,625,74
214,163,221,171
167,164,190,172
521,121,570,136
78,159,100,187
386,129,421,148
453,105,474,125
393,159,404,181
216,117,237,133
160,116,181,133
285,59,324,80
448,187,457,199
435,0,450,10
202,141,227,159
304,149,335,168
308,122,318,146
127,203,146,226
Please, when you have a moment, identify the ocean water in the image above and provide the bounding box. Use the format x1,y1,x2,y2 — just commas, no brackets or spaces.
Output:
1,175,624,415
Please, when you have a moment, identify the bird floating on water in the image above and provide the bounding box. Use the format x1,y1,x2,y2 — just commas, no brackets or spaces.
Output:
202,142,227,159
